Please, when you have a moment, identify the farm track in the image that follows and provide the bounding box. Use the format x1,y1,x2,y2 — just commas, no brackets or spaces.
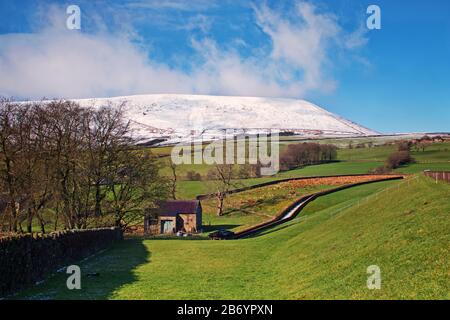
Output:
231,175,404,239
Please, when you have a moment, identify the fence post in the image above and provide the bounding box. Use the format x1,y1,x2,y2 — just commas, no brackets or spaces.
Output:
425,171,450,184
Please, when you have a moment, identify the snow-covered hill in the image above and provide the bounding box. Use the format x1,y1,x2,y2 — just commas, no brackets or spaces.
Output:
74,94,379,145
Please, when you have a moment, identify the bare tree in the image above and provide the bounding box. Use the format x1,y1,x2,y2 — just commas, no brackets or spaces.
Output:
0,99,28,232
19,103,55,233
169,162,177,200
43,101,91,229
104,151,168,230
207,164,237,216
386,151,414,169
85,103,130,218
280,143,337,170
0,98,169,233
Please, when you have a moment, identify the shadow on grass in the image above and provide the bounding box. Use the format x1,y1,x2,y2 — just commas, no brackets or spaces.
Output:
87,238,150,299
144,235,209,240
239,221,299,239
16,239,150,300
202,224,241,232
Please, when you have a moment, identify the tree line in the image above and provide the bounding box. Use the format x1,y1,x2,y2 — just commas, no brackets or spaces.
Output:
280,142,338,170
371,140,416,174
0,98,167,234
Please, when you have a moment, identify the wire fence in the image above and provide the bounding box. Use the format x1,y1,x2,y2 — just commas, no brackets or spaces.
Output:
423,171,450,183
354,175,420,208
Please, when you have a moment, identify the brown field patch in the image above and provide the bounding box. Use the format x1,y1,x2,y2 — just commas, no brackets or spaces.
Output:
279,174,402,189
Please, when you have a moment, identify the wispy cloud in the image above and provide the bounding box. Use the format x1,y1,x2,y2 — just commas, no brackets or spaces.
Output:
343,24,369,49
126,0,217,11
0,1,369,99
183,14,213,33
254,2,341,93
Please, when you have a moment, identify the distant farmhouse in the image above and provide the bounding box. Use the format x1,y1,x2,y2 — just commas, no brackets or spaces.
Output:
144,200,202,235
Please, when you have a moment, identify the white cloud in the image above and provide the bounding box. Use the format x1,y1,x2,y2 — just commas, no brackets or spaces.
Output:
254,2,341,93
189,38,305,97
127,0,217,11
0,2,368,100
0,29,192,99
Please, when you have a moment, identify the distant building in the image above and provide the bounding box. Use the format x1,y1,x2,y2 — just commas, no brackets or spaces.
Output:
144,200,202,235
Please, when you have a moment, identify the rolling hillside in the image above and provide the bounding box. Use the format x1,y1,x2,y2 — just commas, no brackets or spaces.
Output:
16,176,450,299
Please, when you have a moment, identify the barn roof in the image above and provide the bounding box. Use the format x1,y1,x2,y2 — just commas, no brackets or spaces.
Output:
158,200,201,216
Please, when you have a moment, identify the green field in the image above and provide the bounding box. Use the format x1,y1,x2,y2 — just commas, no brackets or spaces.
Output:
175,157,450,199
338,141,450,162
16,176,450,299
9,139,450,299
15,140,450,234
170,140,450,199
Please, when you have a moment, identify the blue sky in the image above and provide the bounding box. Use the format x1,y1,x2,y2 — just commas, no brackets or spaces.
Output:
0,0,449,133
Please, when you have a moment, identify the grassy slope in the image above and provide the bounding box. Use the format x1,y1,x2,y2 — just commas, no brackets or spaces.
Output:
201,183,332,233
263,176,450,299
17,176,450,299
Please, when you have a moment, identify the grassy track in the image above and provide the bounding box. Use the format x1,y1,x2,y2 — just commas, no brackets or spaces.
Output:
16,176,450,299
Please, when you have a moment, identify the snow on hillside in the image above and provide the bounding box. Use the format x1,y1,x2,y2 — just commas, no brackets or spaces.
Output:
74,94,379,145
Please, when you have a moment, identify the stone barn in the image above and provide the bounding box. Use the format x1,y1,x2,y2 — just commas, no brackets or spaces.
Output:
144,200,202,235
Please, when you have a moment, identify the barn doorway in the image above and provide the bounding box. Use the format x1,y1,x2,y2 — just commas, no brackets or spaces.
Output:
161,220,174,234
